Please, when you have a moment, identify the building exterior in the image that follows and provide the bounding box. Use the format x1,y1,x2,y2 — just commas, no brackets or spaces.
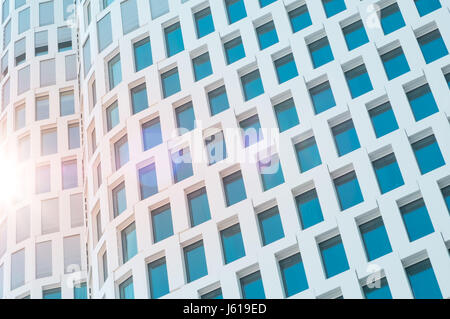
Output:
0,0,449,299
0,0,86,299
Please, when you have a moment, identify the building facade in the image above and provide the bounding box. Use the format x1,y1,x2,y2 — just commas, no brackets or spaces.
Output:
0,0,86,299
0,0,450,299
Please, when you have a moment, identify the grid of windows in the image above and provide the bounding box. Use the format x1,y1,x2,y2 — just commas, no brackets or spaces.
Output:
0,0,82,300
0,0,449,300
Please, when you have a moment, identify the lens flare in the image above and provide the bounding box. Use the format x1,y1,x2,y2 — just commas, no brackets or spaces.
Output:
0,152,20,204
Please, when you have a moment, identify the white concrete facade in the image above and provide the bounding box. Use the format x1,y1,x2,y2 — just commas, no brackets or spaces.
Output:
1,0,450,299
0,0,87,299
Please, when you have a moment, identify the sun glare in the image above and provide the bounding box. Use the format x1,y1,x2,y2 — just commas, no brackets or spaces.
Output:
0,152,20,204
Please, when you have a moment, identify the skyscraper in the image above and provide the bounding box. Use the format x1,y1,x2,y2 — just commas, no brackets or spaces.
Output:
0,0,449,299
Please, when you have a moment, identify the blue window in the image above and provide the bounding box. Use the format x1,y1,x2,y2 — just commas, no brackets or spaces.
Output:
295,189,324,229
240,114,263,147
342,20,369,51
274,53,298,84
148,257,169,299
310,80,336,114
241,69,264,101
369,101,399,138
201,288,223,299
240,271,266,299
142,118,162,151
164,22,184,57
74,282,87,299
208,85,230,116
149,0,168,19
221,223,246,264
119,277,134,299
225,0,247,24
258,206,284,246
295,136,322,172
274,98,299,132
188,187,211,227
114,135,129,170
441,185,450,213
195,7,214,38
96,12,112,52
205,131,227,165
151,204,174,243
414,0,441,17
279,253,308,297
224,36,245,65
359,216,392,261
381,46,410,80
259,156,285,191
175,101,196,133
406,259,442,299
445,72,450,88
363,277,393,299
373,153,404,194
161,67,181,98
2,0,9,23
288,4,312,32
417,29,448,64
102,251,108,282
102,0,114,9
193,52,212,81
259,0,276,8
223,170,247,206
319,235,349,278
112,182,127,217
256,21,279,50
332,119,361,156
60,91,75,116
108,54,122,90
131,83,148,114
184,240,208,282
400,198,435,242
380,3,405,35
133,37,152,72
121,222,137,263
322,0,346,18
139,163,158,200
106,101,119,132
308,36,334,68
412,134,445,174
345,64,373,98
334,171,364,210
43,288,61,299
171,148,193,183
406,84,438,121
